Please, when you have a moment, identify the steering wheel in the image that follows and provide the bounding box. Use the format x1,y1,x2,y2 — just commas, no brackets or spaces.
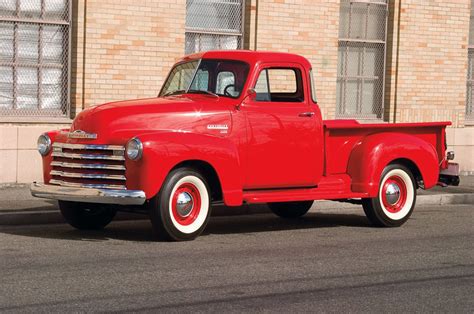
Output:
223,84,236,97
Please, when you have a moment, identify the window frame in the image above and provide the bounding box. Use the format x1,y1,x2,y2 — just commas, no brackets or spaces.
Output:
252,66,306,104
0,0,72,123
184,0,246,54
336,0,388,120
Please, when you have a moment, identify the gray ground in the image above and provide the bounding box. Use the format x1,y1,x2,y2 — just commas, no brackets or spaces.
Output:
0,203,473,313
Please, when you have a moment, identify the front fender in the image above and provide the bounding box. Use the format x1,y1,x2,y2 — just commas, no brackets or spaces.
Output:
125,132,243,205
347,132,439,196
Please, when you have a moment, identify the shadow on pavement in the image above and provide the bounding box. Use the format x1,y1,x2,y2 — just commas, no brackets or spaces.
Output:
0,212,370,243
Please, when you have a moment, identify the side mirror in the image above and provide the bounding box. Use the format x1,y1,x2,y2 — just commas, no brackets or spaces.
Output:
246,88,257,101
236,88,256,111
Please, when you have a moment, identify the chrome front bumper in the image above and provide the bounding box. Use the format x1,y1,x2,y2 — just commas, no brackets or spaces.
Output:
30,182,146,205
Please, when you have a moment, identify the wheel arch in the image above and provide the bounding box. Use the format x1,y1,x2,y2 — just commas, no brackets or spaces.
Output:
170,160,223,203
347,132,439,196
387,158,422,188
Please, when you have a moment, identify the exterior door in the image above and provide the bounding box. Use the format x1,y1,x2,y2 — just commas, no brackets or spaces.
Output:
242,63,320,189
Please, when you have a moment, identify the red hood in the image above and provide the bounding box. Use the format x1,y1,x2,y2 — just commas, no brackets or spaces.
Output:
67,95,234,144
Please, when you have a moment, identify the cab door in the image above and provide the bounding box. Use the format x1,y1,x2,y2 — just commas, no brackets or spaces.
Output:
242,63,322,189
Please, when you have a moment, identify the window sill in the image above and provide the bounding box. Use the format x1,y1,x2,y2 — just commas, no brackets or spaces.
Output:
465,119,474,127
0,116,73,124
335,115,384,122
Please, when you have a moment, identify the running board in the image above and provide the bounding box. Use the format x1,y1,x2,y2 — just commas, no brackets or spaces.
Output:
242,174,369,204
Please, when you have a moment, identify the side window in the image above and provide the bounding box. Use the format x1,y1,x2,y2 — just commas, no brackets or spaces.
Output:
254,69,270,101
309,69,317,103
254,68,304,102
216,71,236,96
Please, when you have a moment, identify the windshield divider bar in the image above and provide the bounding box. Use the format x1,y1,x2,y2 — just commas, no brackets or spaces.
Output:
185,58,202,94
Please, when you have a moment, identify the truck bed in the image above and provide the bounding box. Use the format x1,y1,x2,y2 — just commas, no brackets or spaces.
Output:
323,120,449,176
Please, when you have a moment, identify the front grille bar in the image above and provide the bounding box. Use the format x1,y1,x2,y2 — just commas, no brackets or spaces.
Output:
50,179,126,190
50,170,126,181
51,161,126,171
52,152,125,161
52,142,125,152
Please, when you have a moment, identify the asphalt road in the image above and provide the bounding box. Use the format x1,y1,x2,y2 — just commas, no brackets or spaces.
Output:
0,204,473,313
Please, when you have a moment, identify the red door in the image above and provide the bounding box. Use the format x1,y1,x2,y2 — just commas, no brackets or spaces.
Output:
242,63,323,189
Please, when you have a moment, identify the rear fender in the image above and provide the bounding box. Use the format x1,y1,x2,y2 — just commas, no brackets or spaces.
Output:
125,132,243,206
347,133,439,196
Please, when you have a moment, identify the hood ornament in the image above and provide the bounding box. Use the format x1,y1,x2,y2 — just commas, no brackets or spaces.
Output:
68,129,97,139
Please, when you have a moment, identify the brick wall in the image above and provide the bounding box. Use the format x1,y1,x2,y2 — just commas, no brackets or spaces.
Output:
75,0,186,109
385,0,470,127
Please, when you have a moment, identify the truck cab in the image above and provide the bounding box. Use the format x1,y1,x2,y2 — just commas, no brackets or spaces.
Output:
31,51,459,241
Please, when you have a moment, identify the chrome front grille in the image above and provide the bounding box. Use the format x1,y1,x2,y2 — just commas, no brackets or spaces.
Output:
50,142,127,190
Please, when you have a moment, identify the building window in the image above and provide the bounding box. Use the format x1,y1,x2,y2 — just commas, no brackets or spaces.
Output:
185,0,244,54
466,1,474,121
0,0,70,119
336,0,388,119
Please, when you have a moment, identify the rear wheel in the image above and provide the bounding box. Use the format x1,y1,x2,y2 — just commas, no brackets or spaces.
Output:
362,164,416,227
268,201,313,218
150,168,211,241
59,201,117,230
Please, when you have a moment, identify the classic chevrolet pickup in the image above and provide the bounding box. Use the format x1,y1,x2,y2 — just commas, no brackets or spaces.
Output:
31,50,459,241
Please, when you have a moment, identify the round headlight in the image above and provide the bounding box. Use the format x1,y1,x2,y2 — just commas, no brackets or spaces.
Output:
37,134,51,156
126,138,143,160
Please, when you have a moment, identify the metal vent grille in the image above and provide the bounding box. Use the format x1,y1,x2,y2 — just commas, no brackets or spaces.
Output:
0,0,71,118
467,49,474,120
466,0,474,121
336,0,388,120
185,0,244,54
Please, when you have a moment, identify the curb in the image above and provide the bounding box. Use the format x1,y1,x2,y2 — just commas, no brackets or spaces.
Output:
0,193,472,226
417,193,474,206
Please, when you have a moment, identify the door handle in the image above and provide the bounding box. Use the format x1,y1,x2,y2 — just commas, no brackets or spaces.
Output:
298,112,314,118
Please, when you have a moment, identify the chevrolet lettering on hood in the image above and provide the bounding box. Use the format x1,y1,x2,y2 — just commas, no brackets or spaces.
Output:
67,129,97,139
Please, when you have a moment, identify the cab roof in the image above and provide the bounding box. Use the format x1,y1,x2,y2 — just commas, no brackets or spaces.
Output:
179,50,312,69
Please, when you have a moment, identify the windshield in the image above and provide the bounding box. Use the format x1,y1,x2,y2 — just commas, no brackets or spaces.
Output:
159,59,250,98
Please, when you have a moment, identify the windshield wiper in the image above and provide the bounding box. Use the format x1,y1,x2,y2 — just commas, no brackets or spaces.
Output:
162,90,185,97
187,89,219,98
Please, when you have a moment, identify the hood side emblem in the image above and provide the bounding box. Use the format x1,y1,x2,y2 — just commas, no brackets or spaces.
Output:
207,124,228,130
207,124,229,134
68,129,97,139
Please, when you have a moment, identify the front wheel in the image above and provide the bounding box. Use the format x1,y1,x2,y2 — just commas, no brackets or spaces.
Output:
268,201,313,218
59,201,117,230
150,168,211,241
362,164,417,227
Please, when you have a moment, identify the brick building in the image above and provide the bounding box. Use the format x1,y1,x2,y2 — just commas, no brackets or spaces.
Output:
0,0,473,184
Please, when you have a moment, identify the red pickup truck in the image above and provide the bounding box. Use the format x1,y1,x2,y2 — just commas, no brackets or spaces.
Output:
31,51,459,241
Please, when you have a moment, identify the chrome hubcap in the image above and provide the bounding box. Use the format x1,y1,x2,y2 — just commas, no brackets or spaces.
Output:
385,183,401,205
176,192,194,217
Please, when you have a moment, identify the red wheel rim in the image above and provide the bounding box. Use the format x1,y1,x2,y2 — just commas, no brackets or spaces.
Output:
171,183,201,226
381,175,407,213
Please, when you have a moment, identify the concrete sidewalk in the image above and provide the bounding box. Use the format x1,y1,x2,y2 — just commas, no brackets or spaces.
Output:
1,176,473,225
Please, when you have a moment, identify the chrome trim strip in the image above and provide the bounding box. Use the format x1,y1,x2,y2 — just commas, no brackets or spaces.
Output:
31,182,145,205
51,161,126,171
52,152,125,161
49,179,126,190
50,170,126,181
53,142,125,152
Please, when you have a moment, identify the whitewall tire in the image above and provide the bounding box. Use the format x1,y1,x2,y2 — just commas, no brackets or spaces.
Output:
150,168,211,241
362,164,417,227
